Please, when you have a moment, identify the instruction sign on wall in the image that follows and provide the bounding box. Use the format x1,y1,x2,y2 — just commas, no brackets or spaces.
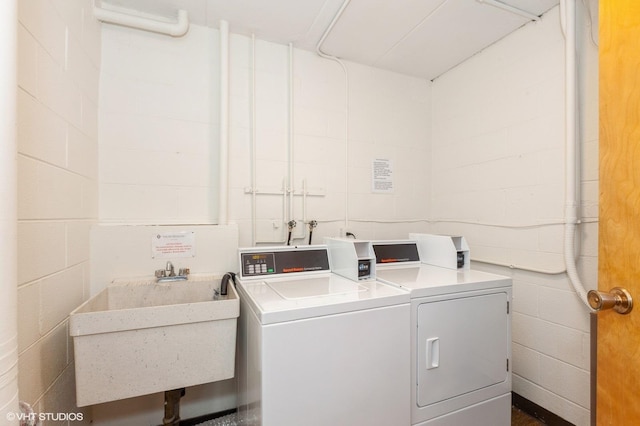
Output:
372,158,394,193
151,231,195,259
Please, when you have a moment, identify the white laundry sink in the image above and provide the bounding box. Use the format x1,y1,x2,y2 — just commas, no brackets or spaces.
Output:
69,277,239,407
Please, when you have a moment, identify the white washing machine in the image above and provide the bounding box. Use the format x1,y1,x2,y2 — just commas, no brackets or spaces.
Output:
372,239,512,426
235,245,411,426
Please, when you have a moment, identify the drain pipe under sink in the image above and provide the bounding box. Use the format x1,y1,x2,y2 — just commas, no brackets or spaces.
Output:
163,388,185,426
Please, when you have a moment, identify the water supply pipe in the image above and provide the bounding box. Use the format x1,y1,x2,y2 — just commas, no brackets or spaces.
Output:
250,34,257,245
0,1,19,423
218,20,230,225
308,220,318,245
288,43,295,228
247,36,286,245
249,41,313,245
93,6,189,37
562,0,592,310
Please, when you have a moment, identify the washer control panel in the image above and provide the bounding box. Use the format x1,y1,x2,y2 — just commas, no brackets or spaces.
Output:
240,248,331,278
242,253,276,276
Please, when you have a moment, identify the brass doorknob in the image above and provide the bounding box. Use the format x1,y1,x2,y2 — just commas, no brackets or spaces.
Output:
587,287,633,314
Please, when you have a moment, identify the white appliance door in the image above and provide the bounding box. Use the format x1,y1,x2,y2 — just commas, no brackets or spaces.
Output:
261,304,410,426
416,292,509,407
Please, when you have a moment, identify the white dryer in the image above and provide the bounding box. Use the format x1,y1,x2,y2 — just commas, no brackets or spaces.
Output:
372,240,512,426
235,245,411,426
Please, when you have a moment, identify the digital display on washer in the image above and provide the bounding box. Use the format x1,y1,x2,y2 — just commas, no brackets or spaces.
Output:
241,249,330,277
372,243,420,264
241,253,276,276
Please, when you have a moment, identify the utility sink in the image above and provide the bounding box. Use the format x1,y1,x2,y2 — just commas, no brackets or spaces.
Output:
69,276,239,407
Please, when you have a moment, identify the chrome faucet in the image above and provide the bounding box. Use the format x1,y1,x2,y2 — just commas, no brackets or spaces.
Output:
165,261,175,277
155,261,190,282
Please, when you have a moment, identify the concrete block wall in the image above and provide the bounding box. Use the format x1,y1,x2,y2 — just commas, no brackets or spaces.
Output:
99,24,219,224
429,6,597,425
98,25,432,244
16,0,100,423
227,38,432,245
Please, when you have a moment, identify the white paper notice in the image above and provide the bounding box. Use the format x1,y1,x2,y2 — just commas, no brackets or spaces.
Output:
151,232,195,259
372,158,394,193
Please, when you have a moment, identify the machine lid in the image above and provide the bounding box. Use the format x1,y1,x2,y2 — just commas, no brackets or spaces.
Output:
237,274,410,324
376,264,511,298
266,277,368,300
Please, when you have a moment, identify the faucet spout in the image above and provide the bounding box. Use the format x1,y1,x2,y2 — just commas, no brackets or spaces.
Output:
214,272,235,300
165,261,175,277
220,273,230,296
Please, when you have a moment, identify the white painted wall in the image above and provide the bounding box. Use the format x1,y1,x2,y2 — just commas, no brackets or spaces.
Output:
16,0,100,422
228,38,432,245
98,24,431,242
0,1,19,424
429,6,597,426
99,24,220,224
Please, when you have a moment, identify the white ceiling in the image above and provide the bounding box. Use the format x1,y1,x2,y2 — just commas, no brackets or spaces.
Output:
100,0,559,80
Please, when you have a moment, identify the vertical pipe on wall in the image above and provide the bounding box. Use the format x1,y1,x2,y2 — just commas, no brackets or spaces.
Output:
218,20,230,225
288,43,295,229
316,0,351,232
251,34,257,245
0,1,19,424
562,0,592,310
302,179,308,229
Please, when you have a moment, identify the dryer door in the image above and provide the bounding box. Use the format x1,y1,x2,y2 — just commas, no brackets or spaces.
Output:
416,291,509,407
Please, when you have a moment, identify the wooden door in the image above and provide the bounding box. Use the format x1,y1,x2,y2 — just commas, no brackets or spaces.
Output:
597,0,640,424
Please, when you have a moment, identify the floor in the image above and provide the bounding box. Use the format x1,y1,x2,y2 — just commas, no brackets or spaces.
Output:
512,406,545,425
186,405,547,426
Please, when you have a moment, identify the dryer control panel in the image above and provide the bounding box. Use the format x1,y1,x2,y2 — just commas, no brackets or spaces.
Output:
372,241,420,265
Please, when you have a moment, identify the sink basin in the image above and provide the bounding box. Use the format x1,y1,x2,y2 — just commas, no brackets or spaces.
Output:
69,276,239,407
